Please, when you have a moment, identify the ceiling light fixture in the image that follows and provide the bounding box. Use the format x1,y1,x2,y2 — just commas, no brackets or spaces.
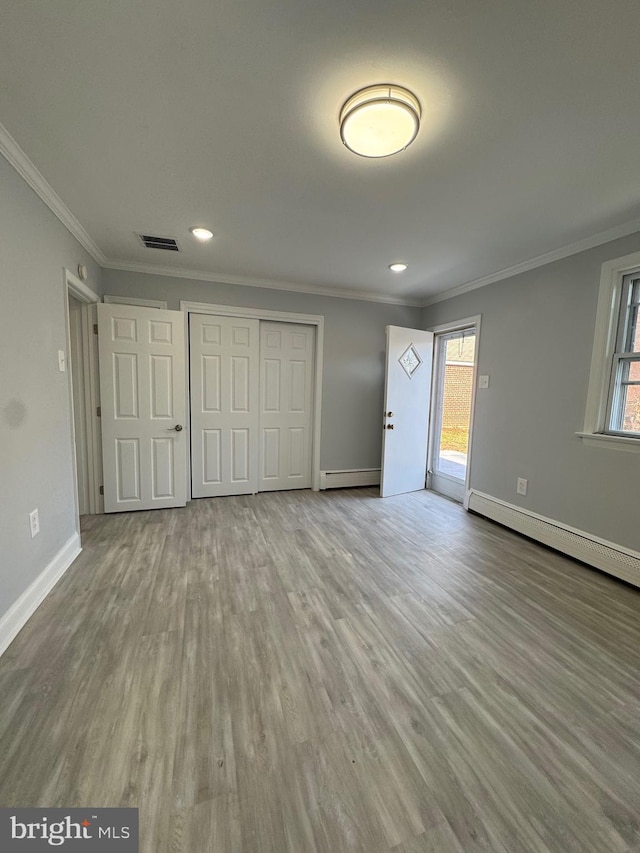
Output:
190,227,213,241
389,262,408,273
340,84,421,158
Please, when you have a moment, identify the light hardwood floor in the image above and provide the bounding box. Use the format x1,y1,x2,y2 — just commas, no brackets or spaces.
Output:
1,488,639,852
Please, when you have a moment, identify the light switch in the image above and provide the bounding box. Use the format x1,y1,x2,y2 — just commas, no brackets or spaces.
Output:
58,350,66,372
478,374,489,388
29,508,40,538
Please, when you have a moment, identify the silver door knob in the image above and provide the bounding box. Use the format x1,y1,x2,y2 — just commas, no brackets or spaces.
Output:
173,424,183,432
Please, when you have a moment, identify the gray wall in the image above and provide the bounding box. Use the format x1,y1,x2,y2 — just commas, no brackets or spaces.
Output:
423,233,640,552
102,272,421,471
0,156,101,619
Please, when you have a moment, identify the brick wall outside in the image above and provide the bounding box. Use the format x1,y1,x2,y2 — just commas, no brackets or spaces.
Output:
442,364,474,431
624,384,640,432
440,366,640,435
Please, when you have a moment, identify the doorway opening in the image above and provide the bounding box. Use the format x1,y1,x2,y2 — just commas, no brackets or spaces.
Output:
427,320,479,502
63,268,102,526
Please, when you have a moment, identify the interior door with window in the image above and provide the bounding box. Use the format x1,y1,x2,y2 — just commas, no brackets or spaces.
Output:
380,326,433,497
98,303,187,512
427,327,477,502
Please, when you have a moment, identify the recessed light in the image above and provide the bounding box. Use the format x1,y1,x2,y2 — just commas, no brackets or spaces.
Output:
190,227,213,241
389,262,408,273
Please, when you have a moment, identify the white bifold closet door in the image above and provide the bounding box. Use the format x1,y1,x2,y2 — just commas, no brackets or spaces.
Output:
190,315,260,497
189,315,314,497
259,322,314,491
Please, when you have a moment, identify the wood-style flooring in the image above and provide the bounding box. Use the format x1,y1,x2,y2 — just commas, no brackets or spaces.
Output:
0,488,639,852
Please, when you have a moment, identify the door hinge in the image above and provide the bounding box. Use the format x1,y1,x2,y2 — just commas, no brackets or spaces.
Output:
96,406,101,417
93,323,98,335
99,486,104,495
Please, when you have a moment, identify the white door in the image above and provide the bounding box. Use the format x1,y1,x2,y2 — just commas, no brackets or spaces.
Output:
259,322,314,491
189,314,260,497
380,325,434,497
98,303,187,513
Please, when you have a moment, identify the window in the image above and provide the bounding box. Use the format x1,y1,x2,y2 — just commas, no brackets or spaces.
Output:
580,250,640,451
606,274,640,435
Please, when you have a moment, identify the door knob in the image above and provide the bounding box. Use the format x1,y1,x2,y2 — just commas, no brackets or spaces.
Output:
385,411,394,417
173,424,183,432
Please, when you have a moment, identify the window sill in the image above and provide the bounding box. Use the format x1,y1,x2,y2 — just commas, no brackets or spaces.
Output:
576,432,640,453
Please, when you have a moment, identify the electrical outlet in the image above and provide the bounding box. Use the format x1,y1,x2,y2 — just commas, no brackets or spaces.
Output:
516,478,528,496
29,509,40,538
478,374,490,388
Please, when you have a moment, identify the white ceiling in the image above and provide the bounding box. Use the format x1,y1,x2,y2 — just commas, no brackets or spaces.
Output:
2,0,640,304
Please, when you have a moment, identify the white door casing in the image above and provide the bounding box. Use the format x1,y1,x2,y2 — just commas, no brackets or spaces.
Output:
68,296,90,515
189,314,260,498
380,325,434,498
260,322,314,491
98,303,187,512
426,314,481,508
427,327,477,503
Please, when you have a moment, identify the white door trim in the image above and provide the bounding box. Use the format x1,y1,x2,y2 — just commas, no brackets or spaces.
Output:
63,268,101,529
181,300,324,493
103,294,168,309
426,314,481,508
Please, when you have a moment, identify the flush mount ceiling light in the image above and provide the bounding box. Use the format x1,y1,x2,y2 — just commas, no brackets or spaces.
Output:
389,262,408,273
190,227,213,241
340,84,421,158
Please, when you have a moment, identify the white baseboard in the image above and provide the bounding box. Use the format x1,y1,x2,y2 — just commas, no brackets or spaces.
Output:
320,468,381,490
467,490,640,588
0,533,81,658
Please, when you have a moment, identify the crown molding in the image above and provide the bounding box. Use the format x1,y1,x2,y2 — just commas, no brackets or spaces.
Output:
6,115,639,310
0,122,107,265
422,218,640,307
102,260,423,307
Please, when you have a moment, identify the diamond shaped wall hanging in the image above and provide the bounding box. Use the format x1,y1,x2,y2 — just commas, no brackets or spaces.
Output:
399,343,422,378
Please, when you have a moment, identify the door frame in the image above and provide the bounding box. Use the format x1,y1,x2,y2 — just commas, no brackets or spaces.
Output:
103,294,168,309
62,268,102,529
180,301,324,495
426,314,481,507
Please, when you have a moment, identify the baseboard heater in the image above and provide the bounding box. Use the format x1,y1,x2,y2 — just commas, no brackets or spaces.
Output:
467,490,640,588
320,468,381,490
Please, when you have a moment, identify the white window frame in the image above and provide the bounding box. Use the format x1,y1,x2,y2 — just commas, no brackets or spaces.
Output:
605,275,640,436
578,250,640,452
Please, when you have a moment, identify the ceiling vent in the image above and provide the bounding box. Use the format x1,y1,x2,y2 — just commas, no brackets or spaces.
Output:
138,234,179,251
